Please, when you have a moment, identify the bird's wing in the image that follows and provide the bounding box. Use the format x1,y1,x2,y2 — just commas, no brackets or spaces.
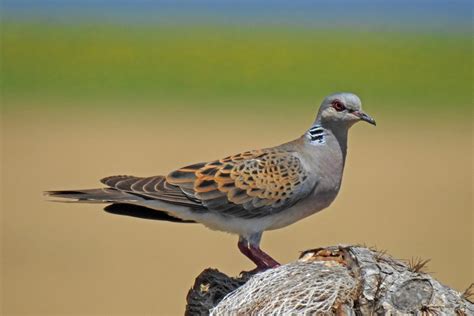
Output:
101,149,315,219
100,175,202,207
166,149,314,218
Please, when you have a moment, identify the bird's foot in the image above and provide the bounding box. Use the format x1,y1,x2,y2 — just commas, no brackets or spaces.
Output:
240,262,279,277
239,267,262,277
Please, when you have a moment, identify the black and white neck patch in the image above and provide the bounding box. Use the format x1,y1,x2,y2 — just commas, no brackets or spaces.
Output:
307,125,326,144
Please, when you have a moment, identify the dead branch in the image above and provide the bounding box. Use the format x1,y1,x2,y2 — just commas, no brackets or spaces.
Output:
185,245,473,315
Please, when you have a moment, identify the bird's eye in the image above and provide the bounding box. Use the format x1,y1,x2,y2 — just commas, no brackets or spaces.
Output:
332,100,346,112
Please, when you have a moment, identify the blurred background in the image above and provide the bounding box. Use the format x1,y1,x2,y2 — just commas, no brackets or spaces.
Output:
1,0,472,315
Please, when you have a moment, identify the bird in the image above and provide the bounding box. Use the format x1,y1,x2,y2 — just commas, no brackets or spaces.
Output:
46,92,375,271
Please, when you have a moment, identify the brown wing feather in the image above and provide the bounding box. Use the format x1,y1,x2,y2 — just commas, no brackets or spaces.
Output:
166,149,312,218
100,175,201,207
100,149,312,219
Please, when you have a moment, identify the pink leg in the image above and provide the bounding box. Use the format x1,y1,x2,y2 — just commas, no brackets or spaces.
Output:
238,237,280,271
249,245,280,268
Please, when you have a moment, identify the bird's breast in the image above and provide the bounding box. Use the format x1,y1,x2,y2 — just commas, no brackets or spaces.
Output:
267,141,346,230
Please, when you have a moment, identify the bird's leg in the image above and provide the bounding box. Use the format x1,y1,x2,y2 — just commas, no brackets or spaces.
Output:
248,245,280,268
238,234,280,272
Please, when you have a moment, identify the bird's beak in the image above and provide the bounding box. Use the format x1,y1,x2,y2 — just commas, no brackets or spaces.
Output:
354,111,376,126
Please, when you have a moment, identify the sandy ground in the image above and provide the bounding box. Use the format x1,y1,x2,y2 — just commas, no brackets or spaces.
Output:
2,106,472,315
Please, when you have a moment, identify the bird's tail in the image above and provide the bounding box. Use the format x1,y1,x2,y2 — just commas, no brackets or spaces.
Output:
44,188,142,203
44,188,195,223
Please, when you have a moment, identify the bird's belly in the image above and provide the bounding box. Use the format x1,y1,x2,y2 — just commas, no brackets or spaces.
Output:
193,196,333,237
191,212,281,238
188,188,339,237
266,190,338,230
147,188,339,238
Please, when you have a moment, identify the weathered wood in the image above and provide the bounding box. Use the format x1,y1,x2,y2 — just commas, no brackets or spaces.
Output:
185,269,250,316
185,245,473,315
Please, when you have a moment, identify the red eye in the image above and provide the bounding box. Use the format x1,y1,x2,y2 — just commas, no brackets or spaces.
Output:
332,100,346,111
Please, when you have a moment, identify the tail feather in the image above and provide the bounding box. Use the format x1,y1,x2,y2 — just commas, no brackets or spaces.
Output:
104,203,195,223
44,188,142,203
45,189,196,224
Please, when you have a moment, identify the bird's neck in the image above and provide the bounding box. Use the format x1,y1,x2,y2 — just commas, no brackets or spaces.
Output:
313,121,350,159
300,121,349,191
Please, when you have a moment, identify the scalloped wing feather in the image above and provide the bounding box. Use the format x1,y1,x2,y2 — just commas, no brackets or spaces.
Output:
100,175,202,207
166,149,313,218
100,149,314,219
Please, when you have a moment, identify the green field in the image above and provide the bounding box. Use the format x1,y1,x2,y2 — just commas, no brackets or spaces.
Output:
1,22,472,113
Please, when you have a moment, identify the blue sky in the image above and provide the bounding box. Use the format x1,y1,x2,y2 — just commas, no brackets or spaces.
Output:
2,0,471,30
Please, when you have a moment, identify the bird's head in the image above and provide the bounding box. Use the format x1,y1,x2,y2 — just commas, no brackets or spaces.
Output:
316,92,376,127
